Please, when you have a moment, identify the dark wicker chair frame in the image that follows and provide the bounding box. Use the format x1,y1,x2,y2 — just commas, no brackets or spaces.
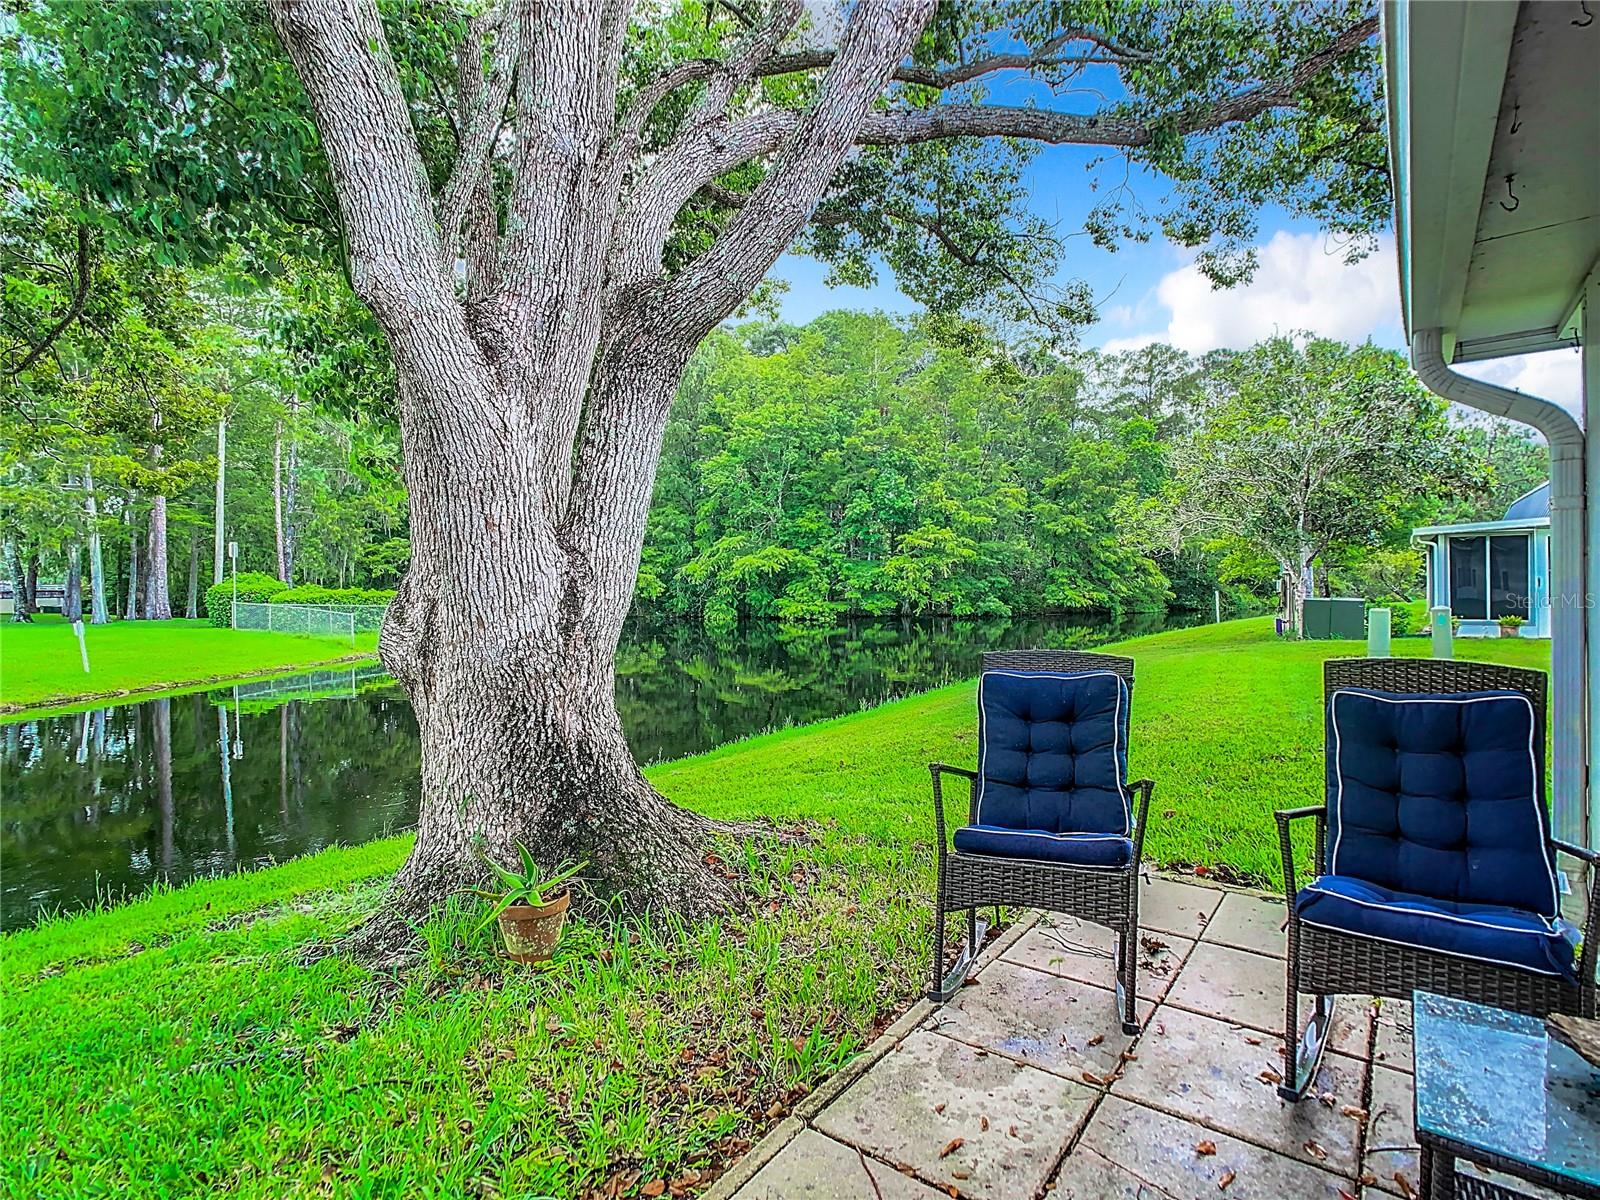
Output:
1276,657,1600,1102
930,650,1156,1033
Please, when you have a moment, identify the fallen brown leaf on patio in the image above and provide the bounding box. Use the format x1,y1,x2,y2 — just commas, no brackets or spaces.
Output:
979,1115,989,1131
1139,935,1168,954
1243,1036,1262,1046
1007,1125,1019,1138
1340,1105,1368,1120
963,975,980,987
1081,1069,1114,1086
1303,1140,1328,1161
933,1102,946,1114
939,1137,965,1159
1257,1068,1282,1085
1318,1091,1337,1107
1217,1170,1236,1191
1339,1191,1360,1200
1394,1172,1417,1200
1086,1034,1105,1047
1195,1140,1217,1156
951,1170,970,1180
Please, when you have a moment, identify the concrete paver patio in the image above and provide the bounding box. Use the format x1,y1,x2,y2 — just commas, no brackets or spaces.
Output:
714,875,1434,1200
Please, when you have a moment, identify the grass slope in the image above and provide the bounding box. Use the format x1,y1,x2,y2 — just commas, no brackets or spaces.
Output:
0,617,380,712
1,619,1550,1199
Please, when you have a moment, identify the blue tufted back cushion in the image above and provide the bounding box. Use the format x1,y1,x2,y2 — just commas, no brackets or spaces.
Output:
977,670,1130,836
1326,688,1557,917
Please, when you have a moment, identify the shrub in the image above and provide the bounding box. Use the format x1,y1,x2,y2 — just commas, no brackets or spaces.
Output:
268,585,394,633
1368,597,1427,636
269,585,396,607
204,572,287,627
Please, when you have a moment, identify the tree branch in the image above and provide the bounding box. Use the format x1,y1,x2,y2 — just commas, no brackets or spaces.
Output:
657,0,937,339
10,223,92,379
753,29,1145,88
673,13,1378,199
266,0,454,326
604,2,803,297
437,6,518,270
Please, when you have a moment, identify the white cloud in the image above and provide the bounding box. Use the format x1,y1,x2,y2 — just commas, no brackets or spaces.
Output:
1099,332,1162,355
1458,348,1584,419
1095,230,1402,354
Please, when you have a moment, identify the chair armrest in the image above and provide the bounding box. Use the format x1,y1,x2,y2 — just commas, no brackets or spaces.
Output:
1552,838,1600,989
1128,780,1155,862
1551,837,1600,864
1274,805,1326,912
929,763,979,846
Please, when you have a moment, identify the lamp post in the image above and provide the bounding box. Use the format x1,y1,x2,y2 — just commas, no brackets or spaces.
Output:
228,540,238,629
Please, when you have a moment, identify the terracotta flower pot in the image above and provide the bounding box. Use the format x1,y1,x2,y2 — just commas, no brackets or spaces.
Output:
495,890,571,962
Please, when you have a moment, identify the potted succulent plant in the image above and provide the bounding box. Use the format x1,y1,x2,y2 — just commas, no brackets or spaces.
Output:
1498,614,1527,638
475,844,584,963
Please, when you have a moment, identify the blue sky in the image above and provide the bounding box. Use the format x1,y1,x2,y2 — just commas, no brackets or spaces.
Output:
764,75,1582,411
770,136,1409,352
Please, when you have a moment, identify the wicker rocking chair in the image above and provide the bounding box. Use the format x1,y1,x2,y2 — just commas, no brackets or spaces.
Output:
930,650,1156,1034
1276,657,1599,1101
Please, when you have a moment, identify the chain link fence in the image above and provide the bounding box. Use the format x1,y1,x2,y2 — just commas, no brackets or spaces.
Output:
233,602,386,642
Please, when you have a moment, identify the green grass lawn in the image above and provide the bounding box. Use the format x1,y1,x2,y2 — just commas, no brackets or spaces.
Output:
0,617,379,713
0,618,1551,1198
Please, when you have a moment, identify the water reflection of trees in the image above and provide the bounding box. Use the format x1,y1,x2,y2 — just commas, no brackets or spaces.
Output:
1,685,420,928
615,611,1183,764
5,611,1188,925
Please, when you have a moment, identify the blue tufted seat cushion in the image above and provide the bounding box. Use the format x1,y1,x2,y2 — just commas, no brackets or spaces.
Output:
953,669,1132,866
952,825,1132,868
1296,876,1578,979
1326,687,1558,918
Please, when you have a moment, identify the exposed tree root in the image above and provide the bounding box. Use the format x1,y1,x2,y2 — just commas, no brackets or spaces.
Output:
309,808,802,971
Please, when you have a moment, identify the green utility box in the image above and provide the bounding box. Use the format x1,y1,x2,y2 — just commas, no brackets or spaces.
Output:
1302,597,1367,640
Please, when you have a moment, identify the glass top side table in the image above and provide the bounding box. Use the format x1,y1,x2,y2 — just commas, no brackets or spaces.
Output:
1412,991,1600,1199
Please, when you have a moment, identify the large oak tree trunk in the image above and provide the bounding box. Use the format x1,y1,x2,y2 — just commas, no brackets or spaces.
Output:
370,344,730,929
268,0,934,945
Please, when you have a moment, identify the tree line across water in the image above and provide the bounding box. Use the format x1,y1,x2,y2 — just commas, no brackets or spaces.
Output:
4,215,1544,630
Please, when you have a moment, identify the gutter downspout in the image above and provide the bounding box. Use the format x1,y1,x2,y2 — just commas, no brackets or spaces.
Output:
1412,328,1588,847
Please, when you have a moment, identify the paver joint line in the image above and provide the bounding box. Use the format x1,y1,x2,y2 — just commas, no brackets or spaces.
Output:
725,880,1403,1199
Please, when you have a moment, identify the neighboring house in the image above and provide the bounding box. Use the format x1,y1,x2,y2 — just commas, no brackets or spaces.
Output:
0,582,69,616
1414,482,1550,637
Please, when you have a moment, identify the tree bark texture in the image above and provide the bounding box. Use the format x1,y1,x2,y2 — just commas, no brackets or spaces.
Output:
185,529,200,618
124,507,139,621
84,465,108,624
213,418,227,586
4,540,31,623
145,492,173,621
273,420,287,583
63,543,83,623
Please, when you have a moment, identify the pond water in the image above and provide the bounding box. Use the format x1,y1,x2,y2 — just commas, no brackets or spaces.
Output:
1,610,1196,928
